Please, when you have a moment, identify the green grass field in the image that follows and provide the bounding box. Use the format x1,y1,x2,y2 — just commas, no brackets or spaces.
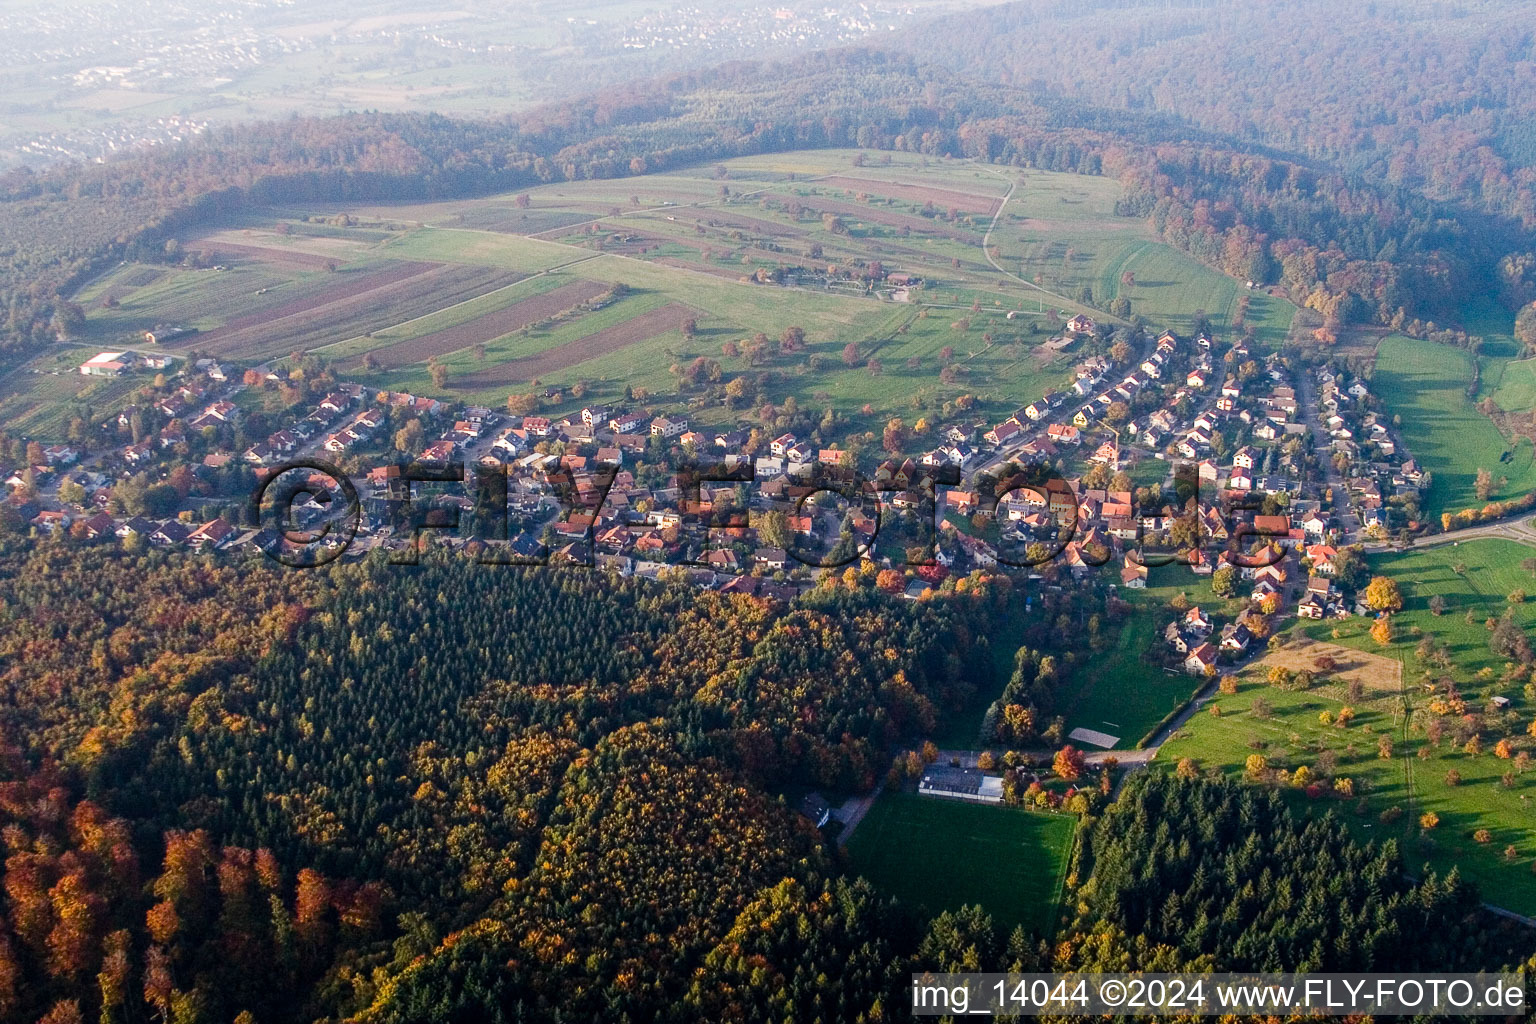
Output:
28,150,1299,440
1486,357,1536,414
845,791,1075,936
0,362,141,437
984,169,1296,348
1159,633,1536,917
1300,538,1536,683
1373,335,1536,516
81,261,318,340
1058,607,1205,750
379,227,587,273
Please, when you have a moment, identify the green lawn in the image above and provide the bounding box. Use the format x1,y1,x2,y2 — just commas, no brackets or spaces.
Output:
845,791,1075,936
1159,640,1536,918
1300,538,1536,685
1059,606,1205,750
380,227,587,273
1373,334,1536,516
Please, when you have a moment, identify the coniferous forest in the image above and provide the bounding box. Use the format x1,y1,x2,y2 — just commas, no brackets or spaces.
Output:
0,538,1531,1022
6,3,1536,1020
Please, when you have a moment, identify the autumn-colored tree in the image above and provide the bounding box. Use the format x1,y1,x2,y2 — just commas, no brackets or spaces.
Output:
145,899,180,945
1364,576,1403,612
1001,704,1034,744
294,869,332,950
1052,745,1085,780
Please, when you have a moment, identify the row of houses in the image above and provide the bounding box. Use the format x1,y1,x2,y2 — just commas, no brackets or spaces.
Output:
29,508,243,550
1315,367,1423,532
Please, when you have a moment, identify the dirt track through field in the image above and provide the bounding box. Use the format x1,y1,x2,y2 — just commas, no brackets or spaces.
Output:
354,279,610,370
460,302,697,386
818,175,1003,216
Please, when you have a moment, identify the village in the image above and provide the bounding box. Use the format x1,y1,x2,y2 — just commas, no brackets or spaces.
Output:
1,312,1422,653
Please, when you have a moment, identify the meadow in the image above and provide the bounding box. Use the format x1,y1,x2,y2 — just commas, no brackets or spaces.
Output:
1299,538,1536,683
1058,606,1205,750
0,360,141,438
986,172,1297,348
844,791,1076,936
18,149,1301,440
1159,625,1536,917
1372,334,1536,516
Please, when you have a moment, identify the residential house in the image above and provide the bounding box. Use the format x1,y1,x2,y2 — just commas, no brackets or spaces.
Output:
1184,642,1219,675
150,521,191,546
609,412,647,434
187,519,236,550
651,415,689,438
1045,423,1080,445
754,547,788,570
984,420,1022,447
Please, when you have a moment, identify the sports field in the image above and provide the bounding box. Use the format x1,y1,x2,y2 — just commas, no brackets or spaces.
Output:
845,791,1075,936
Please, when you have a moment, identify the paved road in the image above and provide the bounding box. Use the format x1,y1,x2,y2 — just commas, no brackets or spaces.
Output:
1376,514,1536,551
1297,371,1358,543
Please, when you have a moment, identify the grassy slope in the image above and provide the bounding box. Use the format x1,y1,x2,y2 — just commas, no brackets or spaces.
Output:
989,170,1296,348
1300,538,1536,683
1058,605,1204,750
1373,334,1536,516
380,228,587,273
0,360,141,437
1159,646,1536,917
1164,537,1536,915
310,272,573,361
845,791,1075,936
41,150,1297,439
